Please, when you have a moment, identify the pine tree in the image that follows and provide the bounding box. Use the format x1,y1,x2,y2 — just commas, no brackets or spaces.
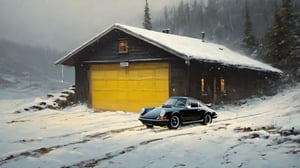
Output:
263,0,300,81
292,12,300,78
143,0,152,30
263,0,297,69
241,0,258,57
263,3,284,65
281,0,299,75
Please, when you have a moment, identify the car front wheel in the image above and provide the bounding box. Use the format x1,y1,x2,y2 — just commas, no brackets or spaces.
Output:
168,115,181,129
202,113,212,125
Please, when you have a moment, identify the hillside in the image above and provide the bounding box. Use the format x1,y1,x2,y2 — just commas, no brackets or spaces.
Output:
0,39,74,98
0,83,299,167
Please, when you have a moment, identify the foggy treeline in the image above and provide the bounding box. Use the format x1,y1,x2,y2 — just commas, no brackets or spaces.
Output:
0,39,73,86
153,0,300,81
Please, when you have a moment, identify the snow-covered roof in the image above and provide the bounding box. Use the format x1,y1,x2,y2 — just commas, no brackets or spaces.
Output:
56,23,282,73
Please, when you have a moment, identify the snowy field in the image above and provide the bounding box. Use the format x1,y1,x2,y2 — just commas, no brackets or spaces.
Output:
0,85,299,168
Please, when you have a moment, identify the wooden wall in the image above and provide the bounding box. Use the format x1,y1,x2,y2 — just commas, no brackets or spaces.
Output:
75,64,90,104
170,59,278,104
77,30,175,63
169,60,188,97
73,29,279,106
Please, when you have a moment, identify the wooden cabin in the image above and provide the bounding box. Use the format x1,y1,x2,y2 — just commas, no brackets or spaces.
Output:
55,23,282,112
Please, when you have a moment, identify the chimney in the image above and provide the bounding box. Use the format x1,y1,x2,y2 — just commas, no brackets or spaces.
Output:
162,29,170,34
201,32,205,42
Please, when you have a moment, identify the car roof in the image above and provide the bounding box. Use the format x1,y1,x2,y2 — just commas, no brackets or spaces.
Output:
168,96,197,101
168,96,189,99
168,96,204,103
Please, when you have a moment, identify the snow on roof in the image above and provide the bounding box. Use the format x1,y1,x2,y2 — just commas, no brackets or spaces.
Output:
56,23,282,73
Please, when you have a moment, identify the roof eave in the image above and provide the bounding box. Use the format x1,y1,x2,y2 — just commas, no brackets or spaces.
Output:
113,24,188,61
55,23,283,74
55,24,118,66
191,57,283,74
55,23,188,66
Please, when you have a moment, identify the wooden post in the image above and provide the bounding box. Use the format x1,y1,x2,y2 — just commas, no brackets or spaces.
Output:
213,77,217,103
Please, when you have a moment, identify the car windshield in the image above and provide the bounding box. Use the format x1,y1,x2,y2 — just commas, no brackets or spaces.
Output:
163,98,187,107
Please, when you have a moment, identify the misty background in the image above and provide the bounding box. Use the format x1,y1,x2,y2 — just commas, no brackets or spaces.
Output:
0,0,178,51
0,0,299,98
0,0,179,98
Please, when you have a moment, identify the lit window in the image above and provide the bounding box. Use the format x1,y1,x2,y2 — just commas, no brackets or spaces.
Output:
220,77,225,94
118,40,128,54
201,77,207,96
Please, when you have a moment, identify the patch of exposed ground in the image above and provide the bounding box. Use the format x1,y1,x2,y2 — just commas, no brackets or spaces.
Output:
13,85,76,114
234,126,300,144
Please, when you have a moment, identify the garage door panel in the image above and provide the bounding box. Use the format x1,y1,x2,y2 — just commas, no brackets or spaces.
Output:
90,62,169,112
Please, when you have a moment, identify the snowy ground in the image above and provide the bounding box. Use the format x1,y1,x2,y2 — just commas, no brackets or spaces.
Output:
0,85,299,168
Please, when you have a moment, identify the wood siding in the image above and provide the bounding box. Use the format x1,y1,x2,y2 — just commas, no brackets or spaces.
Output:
75,30,175,64
75,64,90,104
170,60,276,104
169,60,188,97
73,29,278,106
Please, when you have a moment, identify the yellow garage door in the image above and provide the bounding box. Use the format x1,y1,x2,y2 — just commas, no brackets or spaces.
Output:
90,62,169,112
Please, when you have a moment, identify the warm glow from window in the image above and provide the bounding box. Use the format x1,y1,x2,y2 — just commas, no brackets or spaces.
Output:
220,78,225,94
201,77,206,95
201,78,205,93
118,40,128,54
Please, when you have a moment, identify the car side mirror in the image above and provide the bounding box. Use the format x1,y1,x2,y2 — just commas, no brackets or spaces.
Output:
186,105,191,109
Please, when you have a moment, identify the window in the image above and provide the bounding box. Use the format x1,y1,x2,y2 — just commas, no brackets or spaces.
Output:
220,77,226,94
191,101,199,108
190,99,200,108
118,40,128,54
201,77,207,96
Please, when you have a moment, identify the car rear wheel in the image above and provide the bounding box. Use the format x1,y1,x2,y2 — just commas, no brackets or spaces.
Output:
202,113,212,125
168,115,181,129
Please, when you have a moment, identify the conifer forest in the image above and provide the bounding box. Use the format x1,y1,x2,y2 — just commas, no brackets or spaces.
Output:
153,0,300,81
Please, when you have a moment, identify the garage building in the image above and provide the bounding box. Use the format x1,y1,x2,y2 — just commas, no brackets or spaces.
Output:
55,24,281,112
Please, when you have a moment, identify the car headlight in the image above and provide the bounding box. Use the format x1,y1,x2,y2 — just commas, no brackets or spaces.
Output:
140,108,145,114
140,108,146,117
160,109,166,117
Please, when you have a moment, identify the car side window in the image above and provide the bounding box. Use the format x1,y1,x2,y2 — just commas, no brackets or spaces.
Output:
191,100,198,108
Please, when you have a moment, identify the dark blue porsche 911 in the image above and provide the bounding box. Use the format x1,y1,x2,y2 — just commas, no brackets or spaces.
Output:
139,97,217,129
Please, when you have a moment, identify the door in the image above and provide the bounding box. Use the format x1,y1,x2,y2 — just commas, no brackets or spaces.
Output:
181,99,200,122
90,62,169,112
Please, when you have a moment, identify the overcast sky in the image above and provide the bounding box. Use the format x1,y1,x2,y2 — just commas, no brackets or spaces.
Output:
0,0,179,51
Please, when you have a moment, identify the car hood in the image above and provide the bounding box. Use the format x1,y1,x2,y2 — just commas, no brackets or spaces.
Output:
142,107,180,119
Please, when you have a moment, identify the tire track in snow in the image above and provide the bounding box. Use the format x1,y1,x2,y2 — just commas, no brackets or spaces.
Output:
0,120,201,166
0,125,142,166
215,110,274,123
62,132,195,168
62,139,163,168
221,142,246,165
